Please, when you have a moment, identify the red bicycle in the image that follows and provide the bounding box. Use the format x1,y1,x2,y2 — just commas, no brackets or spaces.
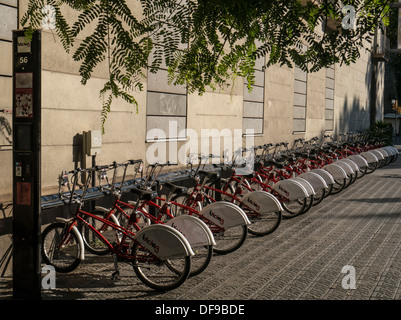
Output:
83,160,215,276
41,166,194,291
176,153,285,231
220,146,315,218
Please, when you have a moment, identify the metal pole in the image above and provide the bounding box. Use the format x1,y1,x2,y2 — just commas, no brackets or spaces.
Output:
12,29,42,299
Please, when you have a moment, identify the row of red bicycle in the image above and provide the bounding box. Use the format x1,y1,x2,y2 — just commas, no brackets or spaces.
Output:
41,132,399,291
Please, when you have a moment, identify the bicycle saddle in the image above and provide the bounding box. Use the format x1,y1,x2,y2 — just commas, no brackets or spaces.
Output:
294,152,309,158
264,160,284,169
280,154,297,162
130,187,158,201
163,182,188,195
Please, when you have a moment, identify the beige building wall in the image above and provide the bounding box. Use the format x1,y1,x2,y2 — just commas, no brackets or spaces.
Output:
0,2,386,201
18,2,149,196
335,52,372,133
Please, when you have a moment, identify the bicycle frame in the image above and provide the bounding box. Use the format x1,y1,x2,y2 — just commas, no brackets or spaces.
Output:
71,208,139,259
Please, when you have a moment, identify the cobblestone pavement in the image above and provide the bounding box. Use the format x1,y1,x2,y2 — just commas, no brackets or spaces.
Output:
1,142,401,303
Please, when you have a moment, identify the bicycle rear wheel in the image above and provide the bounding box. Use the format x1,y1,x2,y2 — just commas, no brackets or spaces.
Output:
324,184,333,197
189,245,213,276
281,197,307,218
172,192,247,255
312,188,326,206
131,243,191,291
240,203,281,236
365,161,378,174
211,224,248,255
330,178,347,194
41,222,82,273
163,244,213,277
154,198,213,277
301,195,314,214
356,165,367,179
223,180,281,236
342,174,354,189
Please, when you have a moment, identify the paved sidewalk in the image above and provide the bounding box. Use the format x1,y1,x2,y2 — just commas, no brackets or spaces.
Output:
1,140,401,302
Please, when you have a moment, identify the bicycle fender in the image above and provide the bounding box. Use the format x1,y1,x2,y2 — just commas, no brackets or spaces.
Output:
240,190,283,213
369,149,385,161
199,201,251,229
298,172,328,191
347,155,368,168
292,177,315,196
383,146,399,155
380,146,395,156
332,160,353,175
55,217,85,260
272,179,309,201
360,151,379,163
323,163,347,180
376,148,391,158
72,225,86,260
134,224,195,260
220,202,252,225
310,169,335,185
375,148,390,158
339,158,359,172
166,215,216,247
109,213,123,242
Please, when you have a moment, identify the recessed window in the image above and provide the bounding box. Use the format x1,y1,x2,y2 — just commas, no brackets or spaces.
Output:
243,56,265,135
293,66,308,132
325,65,335,131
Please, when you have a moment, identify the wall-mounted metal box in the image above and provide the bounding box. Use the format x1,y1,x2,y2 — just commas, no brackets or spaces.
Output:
84,130,102,156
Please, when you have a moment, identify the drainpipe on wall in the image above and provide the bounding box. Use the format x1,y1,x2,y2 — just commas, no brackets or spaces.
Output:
370,60,377,126
370,22,390,126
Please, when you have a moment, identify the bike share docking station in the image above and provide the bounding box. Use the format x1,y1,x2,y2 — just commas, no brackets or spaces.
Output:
12,29,42,299
8,29,244,297
9,29,195,298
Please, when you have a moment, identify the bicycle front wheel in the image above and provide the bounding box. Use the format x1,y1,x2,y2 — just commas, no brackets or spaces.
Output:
131,243,191,291
163,244,213,277
81,210,115,255
41,222,82,273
